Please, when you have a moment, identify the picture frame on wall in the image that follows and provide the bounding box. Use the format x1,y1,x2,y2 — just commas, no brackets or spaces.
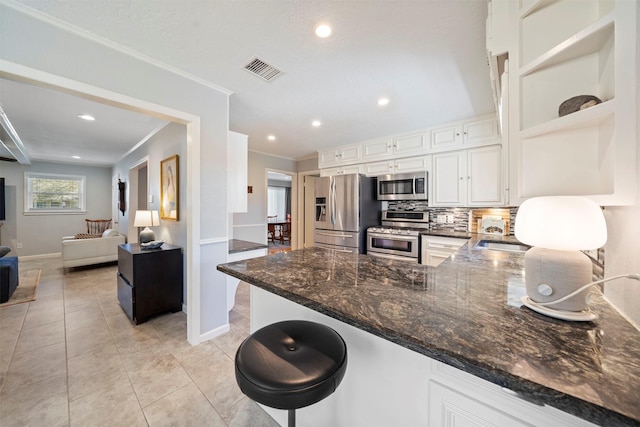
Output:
160,155,179,221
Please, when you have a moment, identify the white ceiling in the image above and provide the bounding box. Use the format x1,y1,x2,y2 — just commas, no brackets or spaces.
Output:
1,0,495,166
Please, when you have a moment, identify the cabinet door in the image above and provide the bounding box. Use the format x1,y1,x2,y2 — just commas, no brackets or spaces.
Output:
363,139,393,160
429,381,531,427
394,156,430,174
320,167,341,177
432,152,465,206
228,131,248,213
393,132,428,156
430,125,462,151
339,164,363,175
339,144,362,163
318,150,338,168
364,161,393,176
467,145,504,206
463,116,500,146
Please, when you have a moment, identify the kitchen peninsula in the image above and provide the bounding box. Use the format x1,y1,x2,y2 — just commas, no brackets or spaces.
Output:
217,237,640,427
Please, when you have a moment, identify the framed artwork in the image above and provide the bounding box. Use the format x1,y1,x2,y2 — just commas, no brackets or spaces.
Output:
160,155,179,220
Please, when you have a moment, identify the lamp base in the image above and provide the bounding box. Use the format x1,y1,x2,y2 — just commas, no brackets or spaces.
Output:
520,296,597,321
139,227,155,244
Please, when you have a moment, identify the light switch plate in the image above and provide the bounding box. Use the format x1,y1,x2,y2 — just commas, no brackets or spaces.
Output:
148,195,153,203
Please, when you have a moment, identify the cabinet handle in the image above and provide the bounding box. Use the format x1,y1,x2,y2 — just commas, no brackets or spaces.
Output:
468,176,471,180
460,177,464,180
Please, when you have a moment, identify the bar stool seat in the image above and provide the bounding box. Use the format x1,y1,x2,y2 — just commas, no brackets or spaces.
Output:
235,320,347,427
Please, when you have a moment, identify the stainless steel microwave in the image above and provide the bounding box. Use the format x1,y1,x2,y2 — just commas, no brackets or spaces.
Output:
376,172,428,201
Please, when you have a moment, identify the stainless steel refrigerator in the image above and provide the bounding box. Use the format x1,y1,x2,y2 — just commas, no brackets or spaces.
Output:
314,174,379,254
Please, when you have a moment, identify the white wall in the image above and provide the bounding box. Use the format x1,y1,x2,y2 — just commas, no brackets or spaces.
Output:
602,10,640,329
232,150,296,243
0,161,112,257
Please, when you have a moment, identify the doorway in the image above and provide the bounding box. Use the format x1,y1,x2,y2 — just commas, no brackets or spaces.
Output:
266,170,296,254
127,158,150,243
297,170,321,249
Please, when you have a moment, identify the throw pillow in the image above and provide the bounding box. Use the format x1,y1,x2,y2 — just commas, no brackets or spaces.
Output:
102,229,120,238
0,246,11,258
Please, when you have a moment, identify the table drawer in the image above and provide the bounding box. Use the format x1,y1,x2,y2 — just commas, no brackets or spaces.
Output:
117,273,135,322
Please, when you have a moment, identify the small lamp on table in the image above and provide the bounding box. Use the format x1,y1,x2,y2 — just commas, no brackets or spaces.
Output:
134,210,160,244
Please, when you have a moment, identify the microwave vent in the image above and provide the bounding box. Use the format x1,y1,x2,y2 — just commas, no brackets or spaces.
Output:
242,57,283,82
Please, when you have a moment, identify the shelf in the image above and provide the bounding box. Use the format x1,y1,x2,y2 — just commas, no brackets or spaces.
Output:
520,12,614,77
519,99,615,139
519,0,556,19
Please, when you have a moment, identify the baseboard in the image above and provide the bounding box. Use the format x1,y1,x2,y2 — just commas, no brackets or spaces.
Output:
200,323,230,343
18,252,62,261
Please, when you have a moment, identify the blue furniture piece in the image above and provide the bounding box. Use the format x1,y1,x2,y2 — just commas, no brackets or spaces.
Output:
0,256,19,303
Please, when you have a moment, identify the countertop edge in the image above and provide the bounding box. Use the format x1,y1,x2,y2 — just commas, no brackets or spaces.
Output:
217,263,639,427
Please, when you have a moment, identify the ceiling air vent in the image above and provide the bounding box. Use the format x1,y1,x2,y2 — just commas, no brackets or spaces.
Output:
243,57,282,82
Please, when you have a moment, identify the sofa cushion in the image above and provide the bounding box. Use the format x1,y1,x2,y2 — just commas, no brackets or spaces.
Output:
102,229,120,238
0,246,10,258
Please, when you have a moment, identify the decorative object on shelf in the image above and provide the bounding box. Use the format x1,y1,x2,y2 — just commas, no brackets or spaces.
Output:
160,155,179,221
515,196,607,321
133,210,160,244
140,240,164,250
558,95,602,117
118,179,126,215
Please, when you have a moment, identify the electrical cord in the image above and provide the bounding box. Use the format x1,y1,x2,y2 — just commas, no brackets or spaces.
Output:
536,273,640,307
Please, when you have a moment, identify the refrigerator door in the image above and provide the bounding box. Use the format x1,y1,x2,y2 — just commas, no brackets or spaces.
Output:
314,176,333,230
333,174,359,232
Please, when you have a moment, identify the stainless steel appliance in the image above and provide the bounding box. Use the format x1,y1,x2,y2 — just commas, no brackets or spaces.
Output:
367,227,420,262
376,172,428,201
314,174,379,254
366,209,430,262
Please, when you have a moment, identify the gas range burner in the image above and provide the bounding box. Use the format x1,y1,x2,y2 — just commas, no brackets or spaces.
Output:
367,226,421,236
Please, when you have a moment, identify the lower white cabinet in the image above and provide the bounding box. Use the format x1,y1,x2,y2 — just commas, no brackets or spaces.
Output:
421,235,468,266
432,145,504,207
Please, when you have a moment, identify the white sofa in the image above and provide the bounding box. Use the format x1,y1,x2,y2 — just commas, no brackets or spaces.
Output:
62,229,126,269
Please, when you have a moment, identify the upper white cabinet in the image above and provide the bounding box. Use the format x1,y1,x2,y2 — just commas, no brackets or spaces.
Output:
318,143,362,168
364,156,431,177
432,145,504,207
510,0,637,205
430,115,500,152
362,132,428,161
320,164,363,177
227,131,248,213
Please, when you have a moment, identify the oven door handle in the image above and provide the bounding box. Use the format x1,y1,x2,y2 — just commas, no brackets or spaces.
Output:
368,251,417,262
369,233,416,241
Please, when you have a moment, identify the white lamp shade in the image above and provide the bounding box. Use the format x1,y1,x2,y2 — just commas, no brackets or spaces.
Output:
134,210,160,227
515,196,607,251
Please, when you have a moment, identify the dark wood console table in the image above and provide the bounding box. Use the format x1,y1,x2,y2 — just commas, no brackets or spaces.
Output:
117,243,183,324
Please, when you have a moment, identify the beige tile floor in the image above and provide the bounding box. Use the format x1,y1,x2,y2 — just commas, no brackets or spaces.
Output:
0,256,279,427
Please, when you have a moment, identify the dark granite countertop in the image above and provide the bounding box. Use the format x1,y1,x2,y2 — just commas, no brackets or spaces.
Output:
228,239,268,254
217,236,640,426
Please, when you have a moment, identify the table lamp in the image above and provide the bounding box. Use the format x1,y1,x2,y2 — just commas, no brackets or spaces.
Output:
514,196,607,321
134,210,160,243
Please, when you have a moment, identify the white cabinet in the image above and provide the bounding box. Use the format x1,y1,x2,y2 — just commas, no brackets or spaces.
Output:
432,145,504,207
421,236,468,267
318,143,362,168
227,131,248,213
511,0,637,205
430,115,500,151
364,156,430,176
362,132,428,161
320,164,363,177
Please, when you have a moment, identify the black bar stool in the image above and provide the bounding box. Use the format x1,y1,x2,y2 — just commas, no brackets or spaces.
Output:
235,320,348,427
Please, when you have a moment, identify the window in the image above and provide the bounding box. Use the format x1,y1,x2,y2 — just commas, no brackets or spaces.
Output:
24,172,86,214
267,186,287,220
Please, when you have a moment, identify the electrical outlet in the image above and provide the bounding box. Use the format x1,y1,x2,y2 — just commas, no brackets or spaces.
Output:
16,243,23,249
446,215,455,224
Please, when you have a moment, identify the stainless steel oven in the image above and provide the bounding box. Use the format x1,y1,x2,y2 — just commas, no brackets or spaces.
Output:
366,227,420,262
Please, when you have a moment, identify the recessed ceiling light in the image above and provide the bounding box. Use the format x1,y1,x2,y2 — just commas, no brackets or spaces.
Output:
312,120,321,127
378,97,390,106
267,135,276,141
72,155,81,159
315,24,332,38
77,114,95,121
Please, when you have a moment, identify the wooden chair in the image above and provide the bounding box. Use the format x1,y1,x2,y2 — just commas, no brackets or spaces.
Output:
267,216,278,243
85,219,112,235
280,222,291,244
